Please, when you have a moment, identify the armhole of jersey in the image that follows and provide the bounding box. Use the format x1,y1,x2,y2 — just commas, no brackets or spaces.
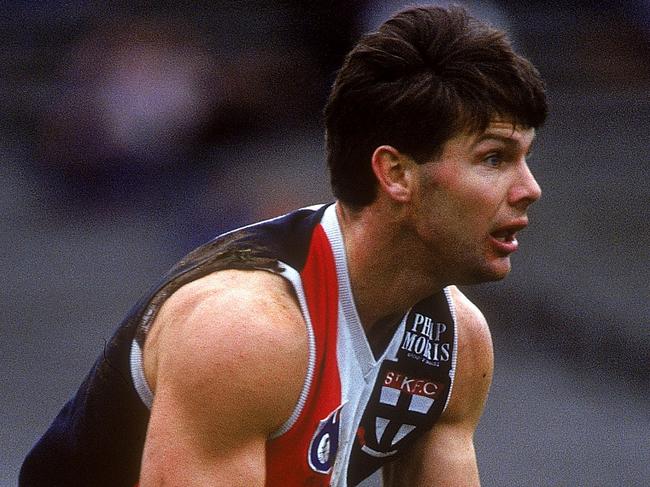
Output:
442,286,458,413
268,262,316,439
130,340,154,409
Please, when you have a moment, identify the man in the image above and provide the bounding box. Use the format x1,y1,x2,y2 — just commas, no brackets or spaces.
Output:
21,5,546,486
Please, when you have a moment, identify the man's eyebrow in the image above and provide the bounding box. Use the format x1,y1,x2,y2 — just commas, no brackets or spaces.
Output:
474,134,517,145
471,132,534,151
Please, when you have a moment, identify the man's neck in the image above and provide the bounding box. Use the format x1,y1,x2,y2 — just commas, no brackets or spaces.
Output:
335,202,446,337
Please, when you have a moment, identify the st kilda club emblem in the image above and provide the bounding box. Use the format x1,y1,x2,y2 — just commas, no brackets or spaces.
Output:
308,404,344,474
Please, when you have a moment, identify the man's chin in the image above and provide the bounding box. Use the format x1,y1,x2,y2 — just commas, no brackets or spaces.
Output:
461,261,512,285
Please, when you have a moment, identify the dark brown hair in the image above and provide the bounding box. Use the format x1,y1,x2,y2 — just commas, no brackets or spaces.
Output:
325,5,548,208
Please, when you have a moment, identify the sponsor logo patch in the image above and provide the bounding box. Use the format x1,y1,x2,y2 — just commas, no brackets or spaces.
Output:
401,313,451,365
383,370,444,398
381,370,445,415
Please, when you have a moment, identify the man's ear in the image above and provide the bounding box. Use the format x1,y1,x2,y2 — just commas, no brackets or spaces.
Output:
370,145,416,203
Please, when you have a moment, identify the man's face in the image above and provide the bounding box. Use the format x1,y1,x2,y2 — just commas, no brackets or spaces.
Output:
410,120,541,284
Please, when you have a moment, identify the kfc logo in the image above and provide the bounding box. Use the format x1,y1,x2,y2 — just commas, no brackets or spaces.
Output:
379,370,444,415
383,371,442,398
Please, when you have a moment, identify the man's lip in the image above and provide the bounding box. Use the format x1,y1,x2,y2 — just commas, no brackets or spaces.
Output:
489,234,519,254
489,219,528,254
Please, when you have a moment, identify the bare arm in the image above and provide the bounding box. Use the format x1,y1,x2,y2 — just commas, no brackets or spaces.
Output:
138,270,307,486
384,286,494,486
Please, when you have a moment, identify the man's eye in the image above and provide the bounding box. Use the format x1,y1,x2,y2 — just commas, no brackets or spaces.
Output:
484,155,502,167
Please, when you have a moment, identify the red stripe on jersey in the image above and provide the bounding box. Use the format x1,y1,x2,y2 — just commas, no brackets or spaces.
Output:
265,224,342,486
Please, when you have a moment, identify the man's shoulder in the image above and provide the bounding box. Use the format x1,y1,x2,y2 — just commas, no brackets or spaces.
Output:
144,269,308,434
440,286,493,424
153,268,307,367
162,268,303,323
447,285,492,373
447,286,490,339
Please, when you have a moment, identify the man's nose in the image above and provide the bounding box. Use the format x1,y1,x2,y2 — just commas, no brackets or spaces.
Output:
509,161,542,209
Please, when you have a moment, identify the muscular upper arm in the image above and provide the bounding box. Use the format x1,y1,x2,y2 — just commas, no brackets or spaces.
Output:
384,286,493,486
139,270,307,486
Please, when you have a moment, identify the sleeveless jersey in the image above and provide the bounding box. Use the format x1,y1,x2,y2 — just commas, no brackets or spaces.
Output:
20,203,457,487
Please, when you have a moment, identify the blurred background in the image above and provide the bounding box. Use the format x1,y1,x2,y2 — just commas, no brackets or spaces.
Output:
1,1,648,486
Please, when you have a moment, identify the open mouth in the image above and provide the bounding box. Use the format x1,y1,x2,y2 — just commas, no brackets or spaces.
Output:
488,226,523,254
490,229,517,243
